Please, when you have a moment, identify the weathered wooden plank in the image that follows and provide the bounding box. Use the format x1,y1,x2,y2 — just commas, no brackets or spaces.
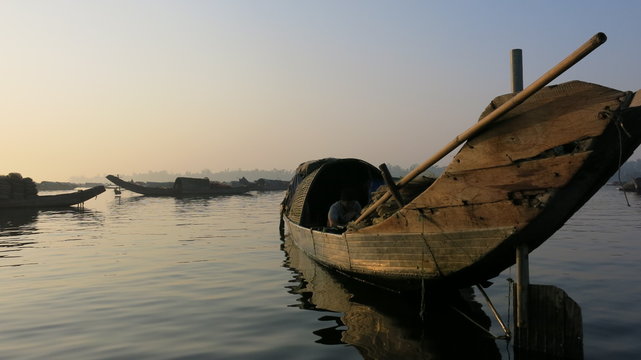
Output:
288,223,315,255
346,233,433,274
345,227,513,275
410,152,590,208
312,232,350,267
448,82,623,172
360,199,538,234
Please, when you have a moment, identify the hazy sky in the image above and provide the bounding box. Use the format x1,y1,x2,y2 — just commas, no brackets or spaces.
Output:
2,1,641,181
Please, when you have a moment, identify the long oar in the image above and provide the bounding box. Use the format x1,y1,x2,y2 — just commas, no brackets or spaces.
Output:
354,32,607,224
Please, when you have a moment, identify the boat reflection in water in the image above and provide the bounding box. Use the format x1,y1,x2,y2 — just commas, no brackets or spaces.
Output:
0,208,38,232
282,236,503,359
0,208,39,262
0,207,103,265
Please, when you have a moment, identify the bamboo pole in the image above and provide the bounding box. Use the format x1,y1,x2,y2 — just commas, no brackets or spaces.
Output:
354,32,607,224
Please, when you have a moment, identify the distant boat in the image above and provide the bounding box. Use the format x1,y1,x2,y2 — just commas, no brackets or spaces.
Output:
281,80,641,291
617,177,641,193
106,175,250,197
0,186,106,209
235,177,290,191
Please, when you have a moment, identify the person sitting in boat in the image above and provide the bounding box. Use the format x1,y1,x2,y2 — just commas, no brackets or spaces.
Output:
327,188,362,227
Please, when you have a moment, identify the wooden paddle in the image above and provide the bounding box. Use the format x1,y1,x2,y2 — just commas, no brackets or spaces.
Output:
354,32,608,224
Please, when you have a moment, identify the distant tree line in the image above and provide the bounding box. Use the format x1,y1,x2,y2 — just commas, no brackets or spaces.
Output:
55,164,444,190
69,168,295,184
45,158,641,190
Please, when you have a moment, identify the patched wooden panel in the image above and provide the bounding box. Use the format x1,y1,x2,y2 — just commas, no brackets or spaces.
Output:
411,152,590,208
448,81,623,172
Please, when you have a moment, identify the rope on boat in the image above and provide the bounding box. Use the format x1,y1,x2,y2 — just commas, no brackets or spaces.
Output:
616,123,630,207
614,92,634,207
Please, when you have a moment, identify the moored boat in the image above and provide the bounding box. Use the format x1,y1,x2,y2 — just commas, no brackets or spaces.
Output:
281,80,641,291
234,177,290,191
106,175,250,197
0,186,105,209
618,178,641,192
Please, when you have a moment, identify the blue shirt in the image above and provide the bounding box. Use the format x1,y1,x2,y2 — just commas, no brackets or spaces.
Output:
327,200,362,227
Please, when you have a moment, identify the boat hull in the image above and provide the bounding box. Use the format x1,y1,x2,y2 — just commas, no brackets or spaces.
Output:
0,186,106,209
106,175,249,197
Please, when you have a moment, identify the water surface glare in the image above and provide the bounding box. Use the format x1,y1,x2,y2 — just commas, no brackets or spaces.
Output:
1,187,640,359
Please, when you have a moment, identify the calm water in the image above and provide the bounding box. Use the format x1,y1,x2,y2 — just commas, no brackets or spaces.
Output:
1,186,640,359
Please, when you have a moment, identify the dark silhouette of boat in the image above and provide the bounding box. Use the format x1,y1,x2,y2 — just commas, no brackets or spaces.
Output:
0,186,105,209
618,177,641,193
106,175,250,197
235,177,289,191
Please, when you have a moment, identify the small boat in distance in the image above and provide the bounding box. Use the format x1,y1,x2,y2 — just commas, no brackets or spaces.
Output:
0,186,105,209
618,177,641,193
106,175,250,197
234,177,289,191
281,80,641,291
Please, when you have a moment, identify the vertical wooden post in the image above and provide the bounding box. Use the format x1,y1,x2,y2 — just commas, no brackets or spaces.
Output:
509,47,583,359
511,49,528,329
511,49,524,92
515,244,529,328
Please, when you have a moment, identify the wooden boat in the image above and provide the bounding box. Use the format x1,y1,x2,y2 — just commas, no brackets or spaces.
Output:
617,178,641,192
106,175,250,197
281,80,641,291
235,177,290,191
0,186,105,209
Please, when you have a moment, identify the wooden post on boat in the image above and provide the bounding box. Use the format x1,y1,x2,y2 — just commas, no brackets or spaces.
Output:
510,47,583,360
